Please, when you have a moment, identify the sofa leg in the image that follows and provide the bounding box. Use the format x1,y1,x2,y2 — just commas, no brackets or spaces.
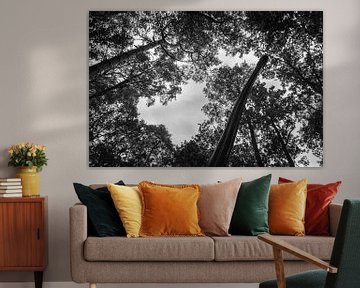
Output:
89,283,96,288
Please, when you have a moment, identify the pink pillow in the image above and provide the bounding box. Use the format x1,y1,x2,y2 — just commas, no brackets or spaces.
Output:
198,178,242,236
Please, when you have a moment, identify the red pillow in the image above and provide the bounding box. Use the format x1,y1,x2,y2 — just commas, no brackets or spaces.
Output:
278,177,341,236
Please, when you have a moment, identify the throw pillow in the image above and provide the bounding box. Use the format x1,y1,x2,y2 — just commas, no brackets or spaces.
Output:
198,178,242,236
279,177,341,236
229,174,272,236
73,181,126,237
138,181,203,237
107,183,142,238
269,179,307,236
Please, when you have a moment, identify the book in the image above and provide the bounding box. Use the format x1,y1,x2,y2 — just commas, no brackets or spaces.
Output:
0,189,22,193
0,193,22,198
0,182,22,186
0,178,21,182
0,186,22,190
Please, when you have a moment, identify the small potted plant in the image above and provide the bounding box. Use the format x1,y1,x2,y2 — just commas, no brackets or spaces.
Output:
8,143,48,197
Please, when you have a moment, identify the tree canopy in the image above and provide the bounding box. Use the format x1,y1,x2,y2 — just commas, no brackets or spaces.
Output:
89,11,323,167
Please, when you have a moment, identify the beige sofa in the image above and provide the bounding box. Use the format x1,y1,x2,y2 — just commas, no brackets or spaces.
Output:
70,203,342,287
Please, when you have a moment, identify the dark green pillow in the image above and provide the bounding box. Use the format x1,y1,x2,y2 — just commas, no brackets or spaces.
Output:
73,181,126,237
229,174,272,236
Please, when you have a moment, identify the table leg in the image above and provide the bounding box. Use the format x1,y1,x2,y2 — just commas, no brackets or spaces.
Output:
34,271,43,288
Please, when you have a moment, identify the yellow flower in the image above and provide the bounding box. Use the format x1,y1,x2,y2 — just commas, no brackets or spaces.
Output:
8,142,47,171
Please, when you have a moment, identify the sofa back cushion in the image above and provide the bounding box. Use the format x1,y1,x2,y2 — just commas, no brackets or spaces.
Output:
84,236,214,261
212,235,334,261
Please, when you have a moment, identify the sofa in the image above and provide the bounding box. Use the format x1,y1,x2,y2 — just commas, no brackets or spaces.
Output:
70,200,342,287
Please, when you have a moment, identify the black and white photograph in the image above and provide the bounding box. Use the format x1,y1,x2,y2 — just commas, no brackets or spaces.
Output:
89,11,323,167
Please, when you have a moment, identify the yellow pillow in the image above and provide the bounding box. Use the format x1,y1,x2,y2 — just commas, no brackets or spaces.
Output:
269,179,307,236
107,183,142,238
138,181,204,237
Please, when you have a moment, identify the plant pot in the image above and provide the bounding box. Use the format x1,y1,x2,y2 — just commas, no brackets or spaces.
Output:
16,167,40,197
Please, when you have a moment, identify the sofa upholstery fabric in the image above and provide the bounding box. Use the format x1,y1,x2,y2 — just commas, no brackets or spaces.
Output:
84,236,214,261
70,202,341,284
212,235,334,261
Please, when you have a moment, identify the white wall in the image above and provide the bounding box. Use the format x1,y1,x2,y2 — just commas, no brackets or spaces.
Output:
0,0,359,282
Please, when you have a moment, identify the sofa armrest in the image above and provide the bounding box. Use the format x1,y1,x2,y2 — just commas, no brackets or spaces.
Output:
69,203,88,283
329,203,342,237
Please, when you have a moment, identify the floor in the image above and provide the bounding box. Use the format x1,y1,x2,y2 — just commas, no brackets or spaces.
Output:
0,283,259,288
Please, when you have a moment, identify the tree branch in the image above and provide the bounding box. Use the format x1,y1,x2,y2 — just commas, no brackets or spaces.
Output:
247,116,264,166
270,120,295,167
89,39,164,79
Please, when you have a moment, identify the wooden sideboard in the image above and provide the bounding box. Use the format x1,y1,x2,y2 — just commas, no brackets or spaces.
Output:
0,197,47,288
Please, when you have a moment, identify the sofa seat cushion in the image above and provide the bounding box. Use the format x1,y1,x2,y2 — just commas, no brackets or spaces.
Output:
212,236,334,261
84,236,214,261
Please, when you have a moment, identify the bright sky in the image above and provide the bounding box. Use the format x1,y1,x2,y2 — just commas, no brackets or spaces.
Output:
137,81,206,145
137,51,259,145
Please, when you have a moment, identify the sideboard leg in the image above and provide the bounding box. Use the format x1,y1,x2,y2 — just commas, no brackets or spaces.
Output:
90,283,97,288
34,271,43,288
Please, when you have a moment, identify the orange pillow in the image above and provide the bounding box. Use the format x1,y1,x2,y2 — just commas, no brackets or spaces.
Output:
138,181,204,237
269,179,307,236
278,177,341,235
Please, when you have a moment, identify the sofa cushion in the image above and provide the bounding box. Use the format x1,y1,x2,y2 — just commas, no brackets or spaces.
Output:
269,179,307,236
212,236,334,261
229,174,271,236
108,184,142,238
73,181,126,237
84,236,214,261
139,181,203,237
198,178,242,236
279,177,341,236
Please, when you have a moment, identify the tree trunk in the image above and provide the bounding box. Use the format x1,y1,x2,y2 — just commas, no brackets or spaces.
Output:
207,55,269,167
270,121,295,167
90,77,132,101
247,117,264,167
89,39,163,80
145,140,160,166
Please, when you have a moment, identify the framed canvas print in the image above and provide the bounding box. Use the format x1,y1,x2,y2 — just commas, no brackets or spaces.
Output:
89,11,323,167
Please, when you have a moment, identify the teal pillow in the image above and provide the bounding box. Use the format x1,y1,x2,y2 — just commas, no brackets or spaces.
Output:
229,174,272,236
